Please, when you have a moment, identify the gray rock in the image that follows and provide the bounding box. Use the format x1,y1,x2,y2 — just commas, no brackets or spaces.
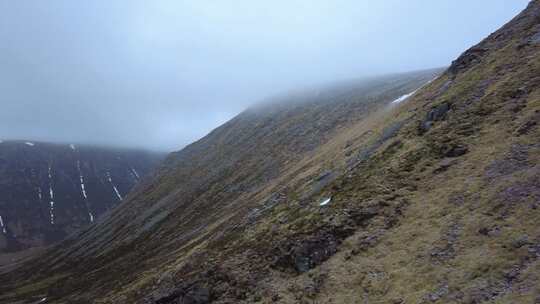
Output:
448,47,488,75
419,103,450,133
531,31,540,43
444,145,468,158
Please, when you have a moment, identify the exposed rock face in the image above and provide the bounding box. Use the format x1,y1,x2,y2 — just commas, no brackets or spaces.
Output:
448,47,489,75
419,102,450,133
0,141,164,253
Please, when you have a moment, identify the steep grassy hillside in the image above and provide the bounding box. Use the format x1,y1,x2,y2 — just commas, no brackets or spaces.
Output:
0,141,164,254
2,1,540,303
0,68,440,303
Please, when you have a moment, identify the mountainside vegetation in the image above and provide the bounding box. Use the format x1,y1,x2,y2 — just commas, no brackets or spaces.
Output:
2,1,540,304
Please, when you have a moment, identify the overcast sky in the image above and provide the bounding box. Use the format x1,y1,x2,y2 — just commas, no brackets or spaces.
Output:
0,0,529,151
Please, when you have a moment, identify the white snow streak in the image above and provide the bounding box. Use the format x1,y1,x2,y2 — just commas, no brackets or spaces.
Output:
77,161,87,199
38,297,47,303
107,172,123,201
112,185,122,201
392,90,418,104
37,188,42,200
70,144,76,150
0,215,6,234
81,182,87,199
48,165,55,225
25,142,35,146
78,161,93,223
131,168,140,180
391,77,438,104
319,197,332,206
49,202,55,225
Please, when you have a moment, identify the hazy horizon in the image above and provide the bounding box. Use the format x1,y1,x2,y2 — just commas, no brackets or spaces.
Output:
0,0,529,151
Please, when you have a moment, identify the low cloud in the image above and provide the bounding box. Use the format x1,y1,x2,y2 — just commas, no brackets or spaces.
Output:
0,0,528,151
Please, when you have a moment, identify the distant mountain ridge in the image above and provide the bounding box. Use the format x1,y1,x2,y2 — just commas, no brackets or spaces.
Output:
0,141,164,253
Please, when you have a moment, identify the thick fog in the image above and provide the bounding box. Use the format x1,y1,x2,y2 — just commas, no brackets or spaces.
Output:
0,1,528,151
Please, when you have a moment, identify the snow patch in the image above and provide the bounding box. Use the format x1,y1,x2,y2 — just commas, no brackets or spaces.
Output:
37,188,42,200
392,90,418,104
391,77,438,104
25,142,35,146
38,297,47,303
70,144,76,150
0,215,6,234
319,197,332,206
89,212,94,223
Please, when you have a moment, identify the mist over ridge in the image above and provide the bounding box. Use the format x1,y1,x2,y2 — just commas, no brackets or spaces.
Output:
0,0,528,151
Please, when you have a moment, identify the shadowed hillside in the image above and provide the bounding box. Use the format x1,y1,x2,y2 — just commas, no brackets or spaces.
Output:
0,141,164,255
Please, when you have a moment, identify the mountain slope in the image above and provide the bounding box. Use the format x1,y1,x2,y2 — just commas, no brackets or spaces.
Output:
3,1,540,303
0,141,164,254
0,69,441,303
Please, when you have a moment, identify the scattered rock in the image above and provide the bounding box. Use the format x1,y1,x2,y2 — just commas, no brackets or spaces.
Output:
531,31,540,44
430,223,461,262
518,28,540,48
315,170,333,182
356,232,383,252
485,144,531,181
478,226,501,237
448,192,465,206
347,120,409,169
448,47,489,75
271,201,399,274
419,103,451,134
478,227,490,236
154,285,210,304
514,112,539,136
511,235,531,249
506,86,529,100
272,231,341,274
433,158,458,173
421,283,449,303
246,192,287,224
303,272,327,298
309,171,337,198
444,144,468,158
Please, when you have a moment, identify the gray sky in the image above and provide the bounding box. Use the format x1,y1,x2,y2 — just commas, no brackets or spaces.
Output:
0,0,529,151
